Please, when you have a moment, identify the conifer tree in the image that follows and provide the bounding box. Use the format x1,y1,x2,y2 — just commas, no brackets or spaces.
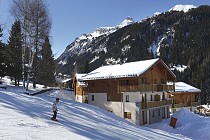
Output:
6,20,22,85
39,36,55,86
83,60,90,73
0,26,6,78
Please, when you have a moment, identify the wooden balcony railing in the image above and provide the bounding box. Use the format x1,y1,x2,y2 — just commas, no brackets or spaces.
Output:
172,102,201,108
119,84,174,92
137,99,172,109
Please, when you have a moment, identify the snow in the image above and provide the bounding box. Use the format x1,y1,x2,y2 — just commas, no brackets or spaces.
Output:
122,45,131,53
82,58,160,80
154,12,161,16
167,82,201,93
57,17,134,63
117,16,134,28
58,59,67,65
170,65,188,72
105,57,121,65
174,82,201,92
89,56,100,64
147,108,210,140
62,78,72,83
1,84,188,140
75,73,88,86
1,77,210,139
169,5,197,13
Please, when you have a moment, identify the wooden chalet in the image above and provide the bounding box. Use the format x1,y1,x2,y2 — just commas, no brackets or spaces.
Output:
73,74,88,103
169,82,201,112
77,58,176,125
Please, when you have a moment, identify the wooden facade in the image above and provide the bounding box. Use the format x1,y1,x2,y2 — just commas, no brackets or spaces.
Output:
171,92,200,110
73,74,88,103
76,59,176,125
86,60,175,103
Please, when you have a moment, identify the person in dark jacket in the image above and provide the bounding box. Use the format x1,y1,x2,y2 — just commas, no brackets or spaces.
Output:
51,98,60,121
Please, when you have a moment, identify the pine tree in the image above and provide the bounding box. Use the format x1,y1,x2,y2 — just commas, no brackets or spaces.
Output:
6,20,22,85
83,60,90,73
39,36,55,86
0,26,6,78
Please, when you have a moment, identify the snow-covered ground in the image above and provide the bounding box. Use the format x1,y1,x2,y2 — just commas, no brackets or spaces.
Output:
0,79,209,139
147,108,210,140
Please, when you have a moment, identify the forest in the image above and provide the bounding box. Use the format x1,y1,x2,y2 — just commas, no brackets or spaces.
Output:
57,5,210,104
0,0,55,89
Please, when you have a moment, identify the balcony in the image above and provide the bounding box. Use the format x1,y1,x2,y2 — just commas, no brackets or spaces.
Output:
119,84,174,92
137,100,172,110
172,101,201,108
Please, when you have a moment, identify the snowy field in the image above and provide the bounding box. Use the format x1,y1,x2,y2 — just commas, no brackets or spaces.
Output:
147,108,210,140
0,80,210,139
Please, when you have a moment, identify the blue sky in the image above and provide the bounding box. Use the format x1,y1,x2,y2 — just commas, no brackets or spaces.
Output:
0,0,210,58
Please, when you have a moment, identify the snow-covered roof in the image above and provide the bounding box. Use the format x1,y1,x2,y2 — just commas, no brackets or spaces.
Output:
171,82,201,93
81,58,175,80
62,78,72,83
75,73,87,86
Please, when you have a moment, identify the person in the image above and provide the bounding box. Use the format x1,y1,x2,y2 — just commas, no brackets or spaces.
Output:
51,98,60,121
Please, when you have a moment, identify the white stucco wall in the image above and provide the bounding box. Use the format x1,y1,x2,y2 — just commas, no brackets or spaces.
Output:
88,91,169,125
76,95,83,102
88,93,108,110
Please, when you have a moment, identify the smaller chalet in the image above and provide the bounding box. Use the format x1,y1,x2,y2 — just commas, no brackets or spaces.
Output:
76,58,176,125
169,82,201,112
73,74,88,103
61,78,73,89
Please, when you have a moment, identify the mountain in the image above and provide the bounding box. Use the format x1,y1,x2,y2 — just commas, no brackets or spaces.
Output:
57,17,134,67
56,5,210,103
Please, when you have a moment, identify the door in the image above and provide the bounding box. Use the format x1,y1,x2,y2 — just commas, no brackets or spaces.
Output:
142,110,147,125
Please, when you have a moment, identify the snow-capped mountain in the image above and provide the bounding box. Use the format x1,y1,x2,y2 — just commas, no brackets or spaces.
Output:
169,4,197,12
56,5,209,80
57,17,134,66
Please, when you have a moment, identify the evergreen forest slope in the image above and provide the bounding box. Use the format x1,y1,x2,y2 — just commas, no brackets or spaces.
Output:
57,5,210,103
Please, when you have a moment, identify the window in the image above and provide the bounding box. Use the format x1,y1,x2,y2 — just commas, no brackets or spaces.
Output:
124,112,131,119
142,94,147,102
126,95,129,102
162,92,165,100
91,95,94,101
154,94,160,101
150,95,153,101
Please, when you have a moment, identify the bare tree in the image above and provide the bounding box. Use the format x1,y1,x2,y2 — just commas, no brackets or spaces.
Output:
10,0,51,90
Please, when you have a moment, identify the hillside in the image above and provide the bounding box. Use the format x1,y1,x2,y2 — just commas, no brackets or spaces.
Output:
0,86,188,140
56,5,210,103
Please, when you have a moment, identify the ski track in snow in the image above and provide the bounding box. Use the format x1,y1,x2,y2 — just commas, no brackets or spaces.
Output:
0,86,190,140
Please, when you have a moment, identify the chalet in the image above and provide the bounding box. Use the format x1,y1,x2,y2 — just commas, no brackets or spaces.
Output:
74,74,88,103
55,73,73,89
76,58,176,125
169,82,201,112
61,78,73,89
